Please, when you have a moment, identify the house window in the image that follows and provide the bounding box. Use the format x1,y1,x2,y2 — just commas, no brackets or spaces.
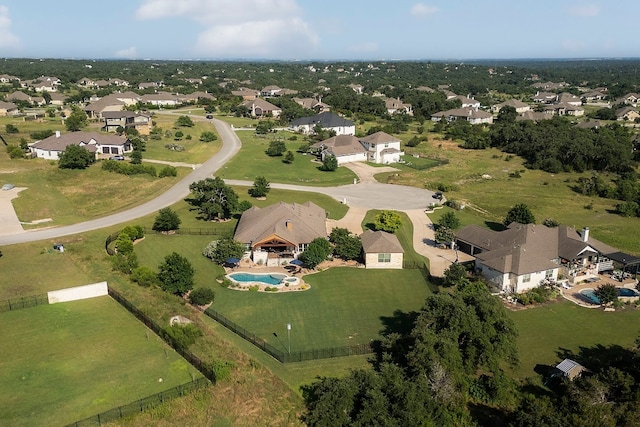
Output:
523,274,531,283
102,147,109,154
545,270,554,278
378,253,391,263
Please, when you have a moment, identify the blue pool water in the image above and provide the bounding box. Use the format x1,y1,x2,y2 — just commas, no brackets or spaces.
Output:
228,272,287,285
580,287,639,304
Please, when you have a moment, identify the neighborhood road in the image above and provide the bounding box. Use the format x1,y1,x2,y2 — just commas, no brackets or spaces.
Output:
0,115,241,246
0,115,465,276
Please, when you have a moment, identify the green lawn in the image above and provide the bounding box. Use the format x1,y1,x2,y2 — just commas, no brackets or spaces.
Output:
216,130,357,186
0,297,199,427
509,299,640,380
213,267,432,351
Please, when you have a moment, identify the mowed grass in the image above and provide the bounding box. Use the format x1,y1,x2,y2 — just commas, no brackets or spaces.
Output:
217,130,357,186
384,134,640,254
0,297,199,427
509,300,640,380
142,112,223,164
213,268,432,351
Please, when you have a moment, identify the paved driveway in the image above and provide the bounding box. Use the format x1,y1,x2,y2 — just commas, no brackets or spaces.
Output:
0,187,25,235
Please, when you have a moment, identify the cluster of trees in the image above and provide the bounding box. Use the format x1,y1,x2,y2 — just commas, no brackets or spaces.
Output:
303,271,519,425
187,177,250,221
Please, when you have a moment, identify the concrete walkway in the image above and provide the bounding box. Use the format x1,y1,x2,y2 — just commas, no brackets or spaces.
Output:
0,187,26,235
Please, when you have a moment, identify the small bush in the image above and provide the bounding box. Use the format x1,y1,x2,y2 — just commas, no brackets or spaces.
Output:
131,266,159,287
209,359,235,381
159,166,178,177
189,287,215,305
164,324,203,349
249,285,260,292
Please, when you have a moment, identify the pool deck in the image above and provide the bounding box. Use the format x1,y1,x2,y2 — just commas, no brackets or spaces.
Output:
560,274,639,308
225,260,312,292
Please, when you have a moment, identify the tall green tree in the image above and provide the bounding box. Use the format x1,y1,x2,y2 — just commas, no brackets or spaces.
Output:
299,238,332,269
152,207,181,232
157,252,195,296
175,115,194,127
437,211,460,230
321,154,338,171
187,177,239,221
58,145,94,169
329,227,362,261
266,139,287,156
504,203,536,226
202,238,245,264
249,176,270,198
65,106,88,131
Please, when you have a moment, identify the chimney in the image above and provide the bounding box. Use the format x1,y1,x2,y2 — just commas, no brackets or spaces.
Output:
286,220,292,230
582,227,589,242
55,130,60,138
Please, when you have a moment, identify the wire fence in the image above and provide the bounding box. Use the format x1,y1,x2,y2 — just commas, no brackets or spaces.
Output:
65,377,209,427
0,293,49,312
108,288,217,383
204,308,375,363
142,226,233,237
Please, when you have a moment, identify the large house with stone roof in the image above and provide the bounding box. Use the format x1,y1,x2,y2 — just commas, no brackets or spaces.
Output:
29,131,132,160
0,101,18,116
360,230,404,269
310,131,403,165
455,223,629,293
491,99,531,114
431,107,493,124
241,98,282,118
233,201,327,267
290,112,355,135
102,111,152,135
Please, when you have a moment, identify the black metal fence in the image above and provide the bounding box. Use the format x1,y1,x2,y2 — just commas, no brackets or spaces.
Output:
0,293,48,312
204,308,375,363
108,288,217,383
142,226,233,237
65,377,209,427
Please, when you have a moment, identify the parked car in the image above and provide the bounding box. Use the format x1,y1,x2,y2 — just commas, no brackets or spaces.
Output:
2,183,15,191
433,191,443,200
206,114,213,119
109,155,125,161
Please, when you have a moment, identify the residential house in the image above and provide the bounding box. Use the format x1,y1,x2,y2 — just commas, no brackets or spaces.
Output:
557,92,582,106
179,91,215,103
455,223,622,293
544,102,585,117
385,98,413,115
0,101,18,116
491,99,531,114
240,98,282,118
311,131,402,165
555,359,587,381
293,97,331,113
618,93,640,107
431,107,494,124
582,88,607,102
348,84,364,94
231,88,260,101
533,91,558,103
140,92,181,106
48,92,67,106
138,81,162,90
531,81,567,91
616,106,640,121
102,111,152,135
29,131,132,160
6,91,32,103
233,201,327,267
30,76,60,92
0,74,19,84
415,86,435,92
516,111,553,122
451,95,481,109
84,92,142,119
360,230,404,269
261,85,283,97
290,112,355,135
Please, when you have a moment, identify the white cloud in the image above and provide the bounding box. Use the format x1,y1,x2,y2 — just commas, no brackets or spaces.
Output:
568,4,600,17
411,3,439,17
0,6,21,49
115,46,137,59
135,0,319,57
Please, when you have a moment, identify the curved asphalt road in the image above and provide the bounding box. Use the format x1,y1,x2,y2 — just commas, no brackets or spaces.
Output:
0,115,435,246
0,116,241,246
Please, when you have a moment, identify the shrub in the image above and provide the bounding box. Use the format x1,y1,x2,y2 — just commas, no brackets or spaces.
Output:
164,324,202,349
209,359,235,381
199,131,217,142
6,145,24,159
131,266,159,287
189,287,215,305
159,165,178,177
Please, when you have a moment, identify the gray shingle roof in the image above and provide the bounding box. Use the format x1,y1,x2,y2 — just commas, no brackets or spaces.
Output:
360,230,403,253
290,112,354,128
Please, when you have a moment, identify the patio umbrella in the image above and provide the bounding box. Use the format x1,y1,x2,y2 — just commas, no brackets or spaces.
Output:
226,257,241,265
290,259,304,266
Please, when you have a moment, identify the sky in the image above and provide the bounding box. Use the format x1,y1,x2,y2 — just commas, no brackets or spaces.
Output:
0,1,638,61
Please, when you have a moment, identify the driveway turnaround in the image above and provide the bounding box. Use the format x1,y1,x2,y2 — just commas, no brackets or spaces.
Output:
0,117,464,276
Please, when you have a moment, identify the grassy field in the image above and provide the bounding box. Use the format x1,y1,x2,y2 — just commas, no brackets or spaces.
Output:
0,297,198,427
213,268,432,351
216,130,357,186
509,299,640,380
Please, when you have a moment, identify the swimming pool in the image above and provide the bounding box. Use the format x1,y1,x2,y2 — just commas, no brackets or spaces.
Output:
579,287,639,304
227,272,287,286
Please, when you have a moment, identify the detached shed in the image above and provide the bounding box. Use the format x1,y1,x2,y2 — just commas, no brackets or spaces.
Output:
555,358,587,380
360,230,404,269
